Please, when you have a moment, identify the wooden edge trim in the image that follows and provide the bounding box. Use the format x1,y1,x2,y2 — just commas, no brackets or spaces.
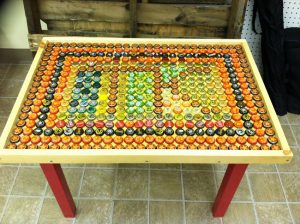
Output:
0,149,292,164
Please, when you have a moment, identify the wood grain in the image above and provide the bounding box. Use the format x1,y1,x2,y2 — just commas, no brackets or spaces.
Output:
148,0,230,4
46,20,226,37
29,25,226,51
46,21,129,33
129,0,137,37
23,0,42,33
38,0,230,27
227,0,248,38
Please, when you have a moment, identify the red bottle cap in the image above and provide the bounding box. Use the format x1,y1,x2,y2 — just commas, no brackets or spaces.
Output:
215,121,224,128
165,120,174,128
76,120,85,128
205,121,214,128
95,120,105,128
135,120,144,128
145,120,154,127
115,120,125,129
56,120,66,128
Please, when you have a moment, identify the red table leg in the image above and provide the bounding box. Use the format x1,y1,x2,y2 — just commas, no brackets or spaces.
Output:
212,164,248,217
40,164,76,218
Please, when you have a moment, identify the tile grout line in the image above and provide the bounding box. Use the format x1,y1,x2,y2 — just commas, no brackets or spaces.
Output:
180,164,187,224
5,165,300,174
0,78,26,82
110,164,119,224
283,115,299,146
275,165,295,224
278,114,289,126
0,164,20,223
0,164,19,168
289,123,299,146
286,123,300,126
245,172,260,224
0,96,18,99
72,164,87,224
285,115,291,125
212,164,223,224
14,164,300,173
34,176,49,224
2,64,11,76
76,164,87,199
0,193,295,204
147,164,150,224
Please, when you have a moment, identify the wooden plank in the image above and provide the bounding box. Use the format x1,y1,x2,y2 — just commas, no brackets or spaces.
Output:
70,0,132,1
45,20,226,37
38,1,230,27
23,0,42,33
137,4,230,27
148,0,230,4
129,0,137,37
44,30,127,37
46,21,129,33
0,149,293,164
38,0,130,22
29,34,54,51
28,25,226,51
227,0,248,38
138,24,225,37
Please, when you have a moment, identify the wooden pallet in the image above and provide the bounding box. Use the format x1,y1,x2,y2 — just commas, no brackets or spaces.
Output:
24,0,248,51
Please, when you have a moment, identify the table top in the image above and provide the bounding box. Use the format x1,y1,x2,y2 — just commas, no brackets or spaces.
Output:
0,37,292,164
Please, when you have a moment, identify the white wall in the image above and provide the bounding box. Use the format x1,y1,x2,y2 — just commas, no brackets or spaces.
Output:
0,0,29,49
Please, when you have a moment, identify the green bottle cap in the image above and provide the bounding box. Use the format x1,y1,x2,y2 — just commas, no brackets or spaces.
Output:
88,107,96,114
213,114,222,121
58,113,67,120
77,113,86,120
126,107,135,114
68,107,77,114
136,107,144,114
78,107,86,113
116,113,126,120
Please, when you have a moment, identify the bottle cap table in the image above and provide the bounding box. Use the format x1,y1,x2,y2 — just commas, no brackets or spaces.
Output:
0,37,292,164
0,37,293,218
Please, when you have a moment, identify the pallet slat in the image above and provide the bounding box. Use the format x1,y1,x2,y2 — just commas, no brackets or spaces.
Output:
45,20,226,37
129,0,137,37
46,21,129,33
23,0,42,34
38,0,230,27
148,0,231,4
137,24,225,37
28,24,226,51
227,0,248,38
137,3,230,27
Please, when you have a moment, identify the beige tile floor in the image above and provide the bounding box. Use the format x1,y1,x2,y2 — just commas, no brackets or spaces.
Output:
0,62,300,224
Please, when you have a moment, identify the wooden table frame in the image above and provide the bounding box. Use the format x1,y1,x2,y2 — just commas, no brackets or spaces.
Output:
0,37,292,218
